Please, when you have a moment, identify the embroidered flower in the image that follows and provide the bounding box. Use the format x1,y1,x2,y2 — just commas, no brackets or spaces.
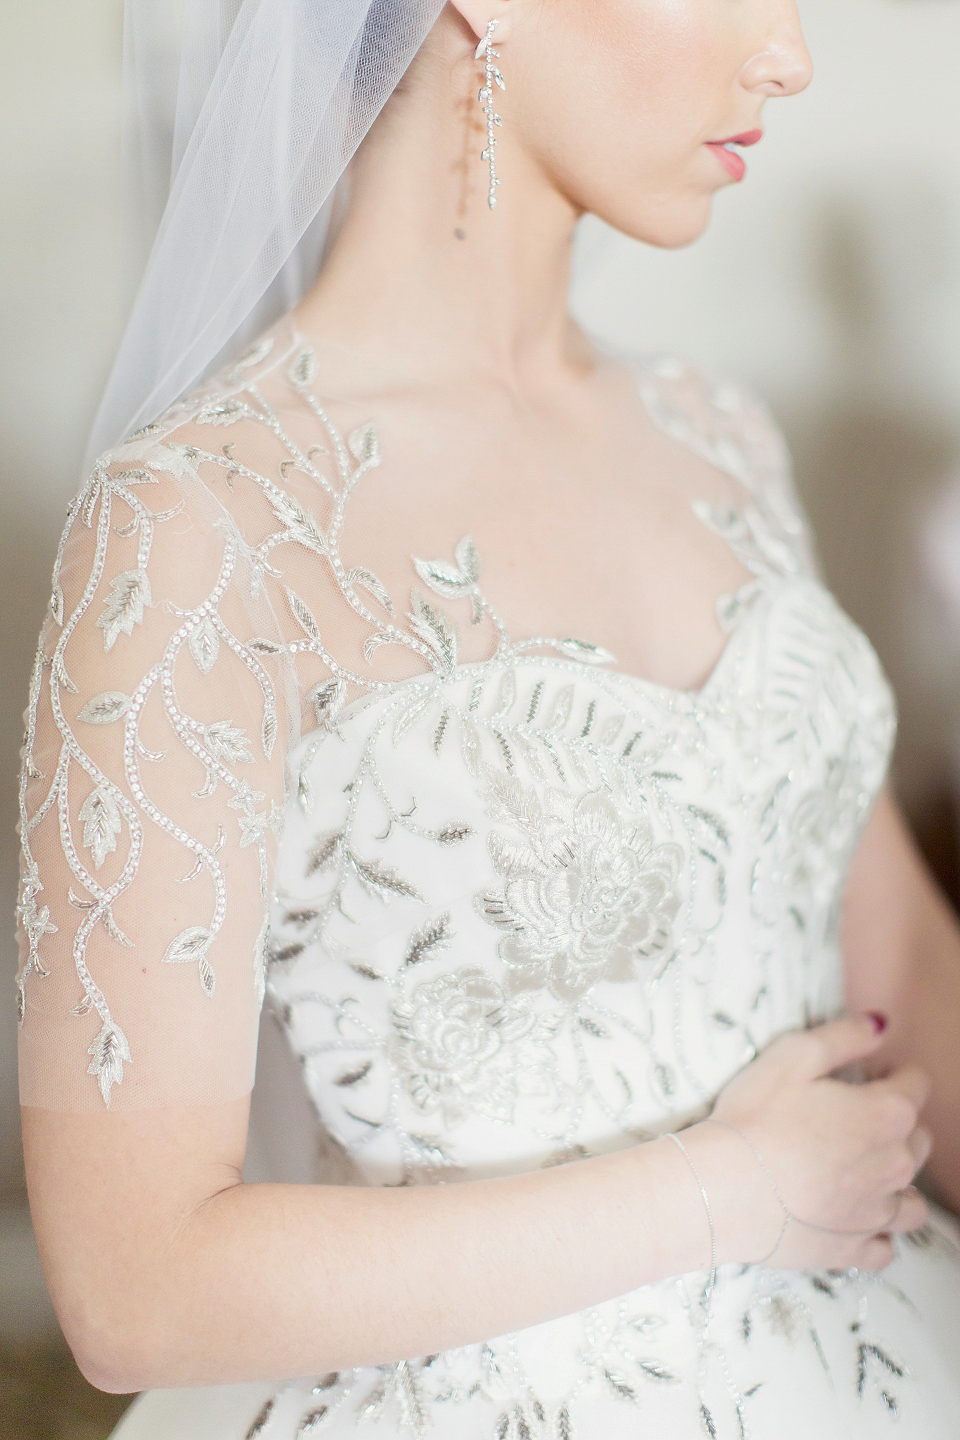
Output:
388,968,557,1126
476,782,683,1003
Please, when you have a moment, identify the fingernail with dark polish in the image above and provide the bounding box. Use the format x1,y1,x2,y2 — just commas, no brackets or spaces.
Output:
866,1012,888,1034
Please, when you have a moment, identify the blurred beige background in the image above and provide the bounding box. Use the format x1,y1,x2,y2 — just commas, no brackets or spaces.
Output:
2,0,960,1385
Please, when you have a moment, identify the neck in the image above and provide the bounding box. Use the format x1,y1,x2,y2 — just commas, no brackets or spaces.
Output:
295,16,585,389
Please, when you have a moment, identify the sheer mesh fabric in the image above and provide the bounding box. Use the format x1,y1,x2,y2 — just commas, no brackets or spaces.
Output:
18,404,298,1110
18,321,811,1112
90,0,446,464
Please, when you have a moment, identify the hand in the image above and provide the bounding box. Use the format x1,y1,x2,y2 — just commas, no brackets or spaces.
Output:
682,1015,931,1271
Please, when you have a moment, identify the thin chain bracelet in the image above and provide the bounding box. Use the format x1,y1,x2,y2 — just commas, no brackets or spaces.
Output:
665,1131,717,1304
707,1117,904,1261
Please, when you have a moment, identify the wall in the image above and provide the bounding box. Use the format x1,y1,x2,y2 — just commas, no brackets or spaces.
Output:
0,0,125,1202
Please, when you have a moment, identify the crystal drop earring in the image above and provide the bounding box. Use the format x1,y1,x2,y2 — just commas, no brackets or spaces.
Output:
475,20,505,209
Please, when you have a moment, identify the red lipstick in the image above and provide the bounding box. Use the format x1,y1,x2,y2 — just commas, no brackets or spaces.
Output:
705,129,764,183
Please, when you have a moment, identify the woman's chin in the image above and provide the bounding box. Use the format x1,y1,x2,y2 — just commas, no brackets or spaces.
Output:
598,196,716,252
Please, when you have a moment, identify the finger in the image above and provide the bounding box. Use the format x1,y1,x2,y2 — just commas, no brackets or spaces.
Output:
885,1187,930,1235
855,1233,896,1272
906,1126,933,1175
868,1066,931,1118
877,1130,933,1189
782,1015,887,1080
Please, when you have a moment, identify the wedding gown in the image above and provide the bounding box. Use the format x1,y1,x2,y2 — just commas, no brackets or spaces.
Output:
17,322,960,1439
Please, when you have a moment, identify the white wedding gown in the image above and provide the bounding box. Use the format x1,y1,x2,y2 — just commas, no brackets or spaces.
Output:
17,323,960,1439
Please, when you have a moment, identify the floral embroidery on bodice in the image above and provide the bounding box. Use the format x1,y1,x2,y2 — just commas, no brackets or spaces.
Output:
19,325,932,1439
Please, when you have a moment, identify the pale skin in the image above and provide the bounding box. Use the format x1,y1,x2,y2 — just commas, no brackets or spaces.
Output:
22,0,960,1397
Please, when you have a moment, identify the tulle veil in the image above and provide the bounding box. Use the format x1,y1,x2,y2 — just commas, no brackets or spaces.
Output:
86,0,446,468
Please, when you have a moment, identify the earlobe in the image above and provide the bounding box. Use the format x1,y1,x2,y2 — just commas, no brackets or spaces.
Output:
447,0,514,47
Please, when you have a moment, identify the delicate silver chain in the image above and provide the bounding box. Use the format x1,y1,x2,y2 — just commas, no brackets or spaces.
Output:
708,1117,903,1256
665,1132,717,1305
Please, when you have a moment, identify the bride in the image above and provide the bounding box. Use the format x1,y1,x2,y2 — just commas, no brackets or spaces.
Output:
17,1,960,1436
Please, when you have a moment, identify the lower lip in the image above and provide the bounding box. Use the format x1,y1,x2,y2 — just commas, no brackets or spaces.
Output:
706,143,747,182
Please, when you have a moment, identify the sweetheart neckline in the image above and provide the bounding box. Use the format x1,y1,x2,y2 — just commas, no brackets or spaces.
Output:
291,580,808,754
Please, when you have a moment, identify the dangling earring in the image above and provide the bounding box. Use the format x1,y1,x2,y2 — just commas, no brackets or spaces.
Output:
475,20,505,210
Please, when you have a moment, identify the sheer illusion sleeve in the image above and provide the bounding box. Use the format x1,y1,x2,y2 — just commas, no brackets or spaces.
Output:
636,355,822,589
17,436,296,1111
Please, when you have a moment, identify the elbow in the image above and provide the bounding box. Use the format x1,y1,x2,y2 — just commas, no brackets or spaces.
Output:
55,1285,163,1395
62,1310,147,1395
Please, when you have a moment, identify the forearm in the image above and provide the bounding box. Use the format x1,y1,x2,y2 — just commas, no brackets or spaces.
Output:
28,1106,725,1394
157,1155,700,1387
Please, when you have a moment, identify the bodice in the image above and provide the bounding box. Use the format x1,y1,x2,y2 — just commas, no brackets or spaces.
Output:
269,572,894,1183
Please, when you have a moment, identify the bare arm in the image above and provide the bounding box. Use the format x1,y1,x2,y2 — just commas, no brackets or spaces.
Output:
23,1015,928,1395
843,787,960,1211
23,1097,724,1395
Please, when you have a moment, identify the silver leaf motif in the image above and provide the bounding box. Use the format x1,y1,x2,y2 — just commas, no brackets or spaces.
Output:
262,706,278,760
347,566,394,615
554,636,616,665
491,668,516,720
404,912,453,967
598,713,626,746
455,534,481,585
460,715,483,777
245,1396,276,1440
699,1403,718,1439
290,348,318,386
362,631,390,663
86,1021,131,1104
203,721,254,765
195,397,251,426
78,692,131,725
54,654,78,694
413,556,470,599
352,853,425,903
348,423,382,467
307,678,346,733
604,1370,637,1403
163,926,212,965
236,338,274,368
189,617,220,674
253,915,269,1005
546,684,574,733
307,830,343,875
79,785,123,869
408,590,459,675
393,690,433,746
271,492,327,555
97,569,151,651
288,587,321,639
296,1407,329,1437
